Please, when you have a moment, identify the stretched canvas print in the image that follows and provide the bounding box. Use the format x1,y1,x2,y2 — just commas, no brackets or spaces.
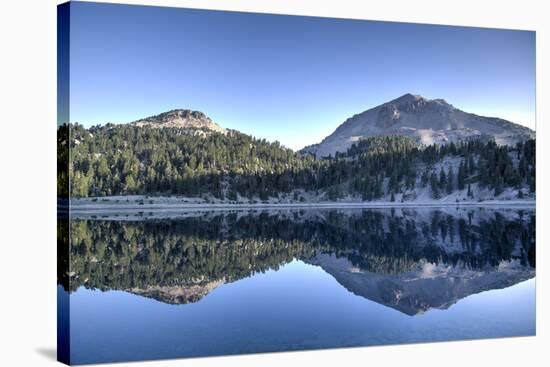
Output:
57,1,536,365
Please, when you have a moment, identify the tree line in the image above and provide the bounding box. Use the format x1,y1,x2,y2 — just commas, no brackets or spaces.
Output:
59,123,535,201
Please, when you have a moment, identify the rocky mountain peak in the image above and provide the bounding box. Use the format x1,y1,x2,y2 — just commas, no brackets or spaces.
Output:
302,93,534,158
390,93,425,104
385,94,452,113
131,109,226,134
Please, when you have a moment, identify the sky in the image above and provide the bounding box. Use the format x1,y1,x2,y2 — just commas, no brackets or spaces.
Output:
66,1,536,151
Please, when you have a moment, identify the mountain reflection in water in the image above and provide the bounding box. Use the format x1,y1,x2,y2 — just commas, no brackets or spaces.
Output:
62,207,535,315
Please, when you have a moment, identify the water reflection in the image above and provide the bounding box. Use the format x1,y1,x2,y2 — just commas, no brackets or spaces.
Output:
64,207,535,315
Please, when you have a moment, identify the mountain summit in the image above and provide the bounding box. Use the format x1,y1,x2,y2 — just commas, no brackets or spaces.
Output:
302,94,535,158
131,109,226,134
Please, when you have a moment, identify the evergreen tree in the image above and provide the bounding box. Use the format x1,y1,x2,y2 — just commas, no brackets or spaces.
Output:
468,155,476,175
458,160,466,190
439,167,447,191
446,167,454,194
430,172,440,199
421,170,429,187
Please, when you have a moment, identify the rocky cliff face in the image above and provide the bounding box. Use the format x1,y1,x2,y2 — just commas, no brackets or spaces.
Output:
302,94,535,158
131,109,226,134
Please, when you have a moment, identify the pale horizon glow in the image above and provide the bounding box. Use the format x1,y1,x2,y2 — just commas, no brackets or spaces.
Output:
67,2,536,151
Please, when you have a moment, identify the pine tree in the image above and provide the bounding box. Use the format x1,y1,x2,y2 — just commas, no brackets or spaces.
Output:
528,174,535,193
458,160,466,190
439,167,447,191
430,172,440,199
123,175,136,194
494,176,504,196
421,170,429,187
446,167,454,194
468,155,476,175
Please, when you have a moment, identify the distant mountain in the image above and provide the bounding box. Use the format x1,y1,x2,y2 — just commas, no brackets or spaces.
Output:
131,109,226,134
302,94,535,158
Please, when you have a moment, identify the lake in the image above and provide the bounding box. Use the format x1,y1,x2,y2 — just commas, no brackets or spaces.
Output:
59,206,536,364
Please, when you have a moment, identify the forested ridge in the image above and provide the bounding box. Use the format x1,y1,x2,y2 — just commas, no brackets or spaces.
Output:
59,123,535,201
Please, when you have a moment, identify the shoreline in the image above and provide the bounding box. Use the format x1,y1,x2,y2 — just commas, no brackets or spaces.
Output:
69,199,536,212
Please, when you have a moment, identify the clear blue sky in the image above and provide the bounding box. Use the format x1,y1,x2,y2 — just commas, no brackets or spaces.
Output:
67,1,536,150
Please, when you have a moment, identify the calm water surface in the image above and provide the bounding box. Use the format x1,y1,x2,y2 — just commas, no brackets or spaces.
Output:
61,207,536,364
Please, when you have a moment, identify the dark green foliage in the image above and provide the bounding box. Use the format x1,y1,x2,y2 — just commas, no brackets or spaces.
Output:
57,124,70,198
68,123,316,198
345,135,418,157
476,140,535,193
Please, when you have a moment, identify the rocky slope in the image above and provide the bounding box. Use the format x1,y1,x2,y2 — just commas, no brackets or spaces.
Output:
131,109,226,134
302,94,535,158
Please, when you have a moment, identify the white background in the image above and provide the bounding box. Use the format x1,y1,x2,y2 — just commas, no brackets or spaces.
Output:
0,0,548,366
